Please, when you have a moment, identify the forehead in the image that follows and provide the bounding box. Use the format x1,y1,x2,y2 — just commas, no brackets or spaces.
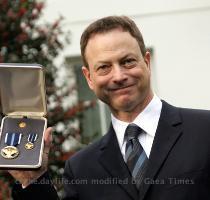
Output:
85,29,140,56
88,28,134,44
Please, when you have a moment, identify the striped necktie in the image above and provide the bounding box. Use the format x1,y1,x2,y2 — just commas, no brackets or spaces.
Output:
125,123,149,189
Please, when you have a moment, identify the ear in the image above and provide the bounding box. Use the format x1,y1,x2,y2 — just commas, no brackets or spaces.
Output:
144,51,151,71
82,66,94,90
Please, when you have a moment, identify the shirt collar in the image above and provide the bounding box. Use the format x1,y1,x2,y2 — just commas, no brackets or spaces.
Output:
111,94,162,149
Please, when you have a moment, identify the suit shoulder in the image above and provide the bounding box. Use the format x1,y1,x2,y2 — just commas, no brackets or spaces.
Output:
178,107,210,127
66,134,106,164
180,107,210,119
162,101,210,125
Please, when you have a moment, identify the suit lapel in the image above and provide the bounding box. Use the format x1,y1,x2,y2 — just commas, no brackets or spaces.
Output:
139,101,183,200
98,125,138,200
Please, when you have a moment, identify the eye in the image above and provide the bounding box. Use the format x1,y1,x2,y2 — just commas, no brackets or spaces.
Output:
96,64,111,75
121,58,137,68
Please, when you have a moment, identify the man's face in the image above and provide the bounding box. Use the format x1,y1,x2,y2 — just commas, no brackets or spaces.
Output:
82,28,152,117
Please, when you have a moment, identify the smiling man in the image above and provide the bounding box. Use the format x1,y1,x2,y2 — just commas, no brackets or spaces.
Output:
11,16,210,200
82,27,153,121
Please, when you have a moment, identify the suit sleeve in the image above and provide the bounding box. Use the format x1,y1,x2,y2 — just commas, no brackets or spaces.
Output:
12,161,79,200
62,160,79,200
12,172,59,200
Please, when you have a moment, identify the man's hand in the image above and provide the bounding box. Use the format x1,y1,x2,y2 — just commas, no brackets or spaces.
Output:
8,127,52,187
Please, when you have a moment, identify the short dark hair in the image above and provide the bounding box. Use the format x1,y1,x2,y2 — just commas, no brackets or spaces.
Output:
80,15,147,68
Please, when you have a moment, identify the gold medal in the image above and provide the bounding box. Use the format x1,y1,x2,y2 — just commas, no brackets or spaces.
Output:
1,146,19,159
19,122,26,128
1,133,22,159
25,142,34,150
25,133,38,150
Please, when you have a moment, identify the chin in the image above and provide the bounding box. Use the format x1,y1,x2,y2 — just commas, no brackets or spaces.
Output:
112,100,135,112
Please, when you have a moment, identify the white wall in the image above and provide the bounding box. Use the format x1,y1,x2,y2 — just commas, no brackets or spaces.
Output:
43,0,210,109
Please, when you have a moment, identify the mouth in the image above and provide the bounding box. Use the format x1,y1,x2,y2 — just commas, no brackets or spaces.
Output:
109,84,134,92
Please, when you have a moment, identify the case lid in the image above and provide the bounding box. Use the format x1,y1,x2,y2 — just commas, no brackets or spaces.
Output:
0,63,47,117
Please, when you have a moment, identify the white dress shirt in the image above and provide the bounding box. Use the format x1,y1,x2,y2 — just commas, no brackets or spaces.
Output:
111,95,162,160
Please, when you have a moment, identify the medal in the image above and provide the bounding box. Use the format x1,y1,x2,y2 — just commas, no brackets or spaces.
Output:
25,133,38,150
19,122,26,128
1,133,22,159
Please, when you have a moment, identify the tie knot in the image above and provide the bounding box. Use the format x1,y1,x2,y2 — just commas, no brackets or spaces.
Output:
125,123,142,140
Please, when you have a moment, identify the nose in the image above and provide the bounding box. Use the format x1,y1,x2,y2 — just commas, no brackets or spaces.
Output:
112,65,128,84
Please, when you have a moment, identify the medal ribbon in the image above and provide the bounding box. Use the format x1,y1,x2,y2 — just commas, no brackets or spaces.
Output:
28,133,38,143
5,133,22,146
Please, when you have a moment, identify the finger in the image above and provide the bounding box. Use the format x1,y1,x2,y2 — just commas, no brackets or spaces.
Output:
44,127,53,145
43,127,52,154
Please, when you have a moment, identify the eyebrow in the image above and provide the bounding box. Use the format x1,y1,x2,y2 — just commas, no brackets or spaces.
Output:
93,53,137,68
120,53,136,60
93,62,110,69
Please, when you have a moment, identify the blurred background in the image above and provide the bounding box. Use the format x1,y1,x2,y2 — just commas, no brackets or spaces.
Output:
0,0,210,198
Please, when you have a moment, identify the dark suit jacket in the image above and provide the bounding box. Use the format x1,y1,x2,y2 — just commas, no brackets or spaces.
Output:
12,101,210,200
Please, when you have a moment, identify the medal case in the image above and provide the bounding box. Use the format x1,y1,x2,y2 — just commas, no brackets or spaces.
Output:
0,63,47,169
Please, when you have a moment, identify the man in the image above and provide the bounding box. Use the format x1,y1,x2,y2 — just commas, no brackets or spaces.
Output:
11,16,210,200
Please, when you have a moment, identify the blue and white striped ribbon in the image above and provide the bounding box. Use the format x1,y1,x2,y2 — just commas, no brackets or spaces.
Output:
5,133,22,146
28,133,38,143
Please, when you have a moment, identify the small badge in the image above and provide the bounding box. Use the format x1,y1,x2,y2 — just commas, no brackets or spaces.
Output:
19,122,26,128
25,133,38,150
1,133,22,159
